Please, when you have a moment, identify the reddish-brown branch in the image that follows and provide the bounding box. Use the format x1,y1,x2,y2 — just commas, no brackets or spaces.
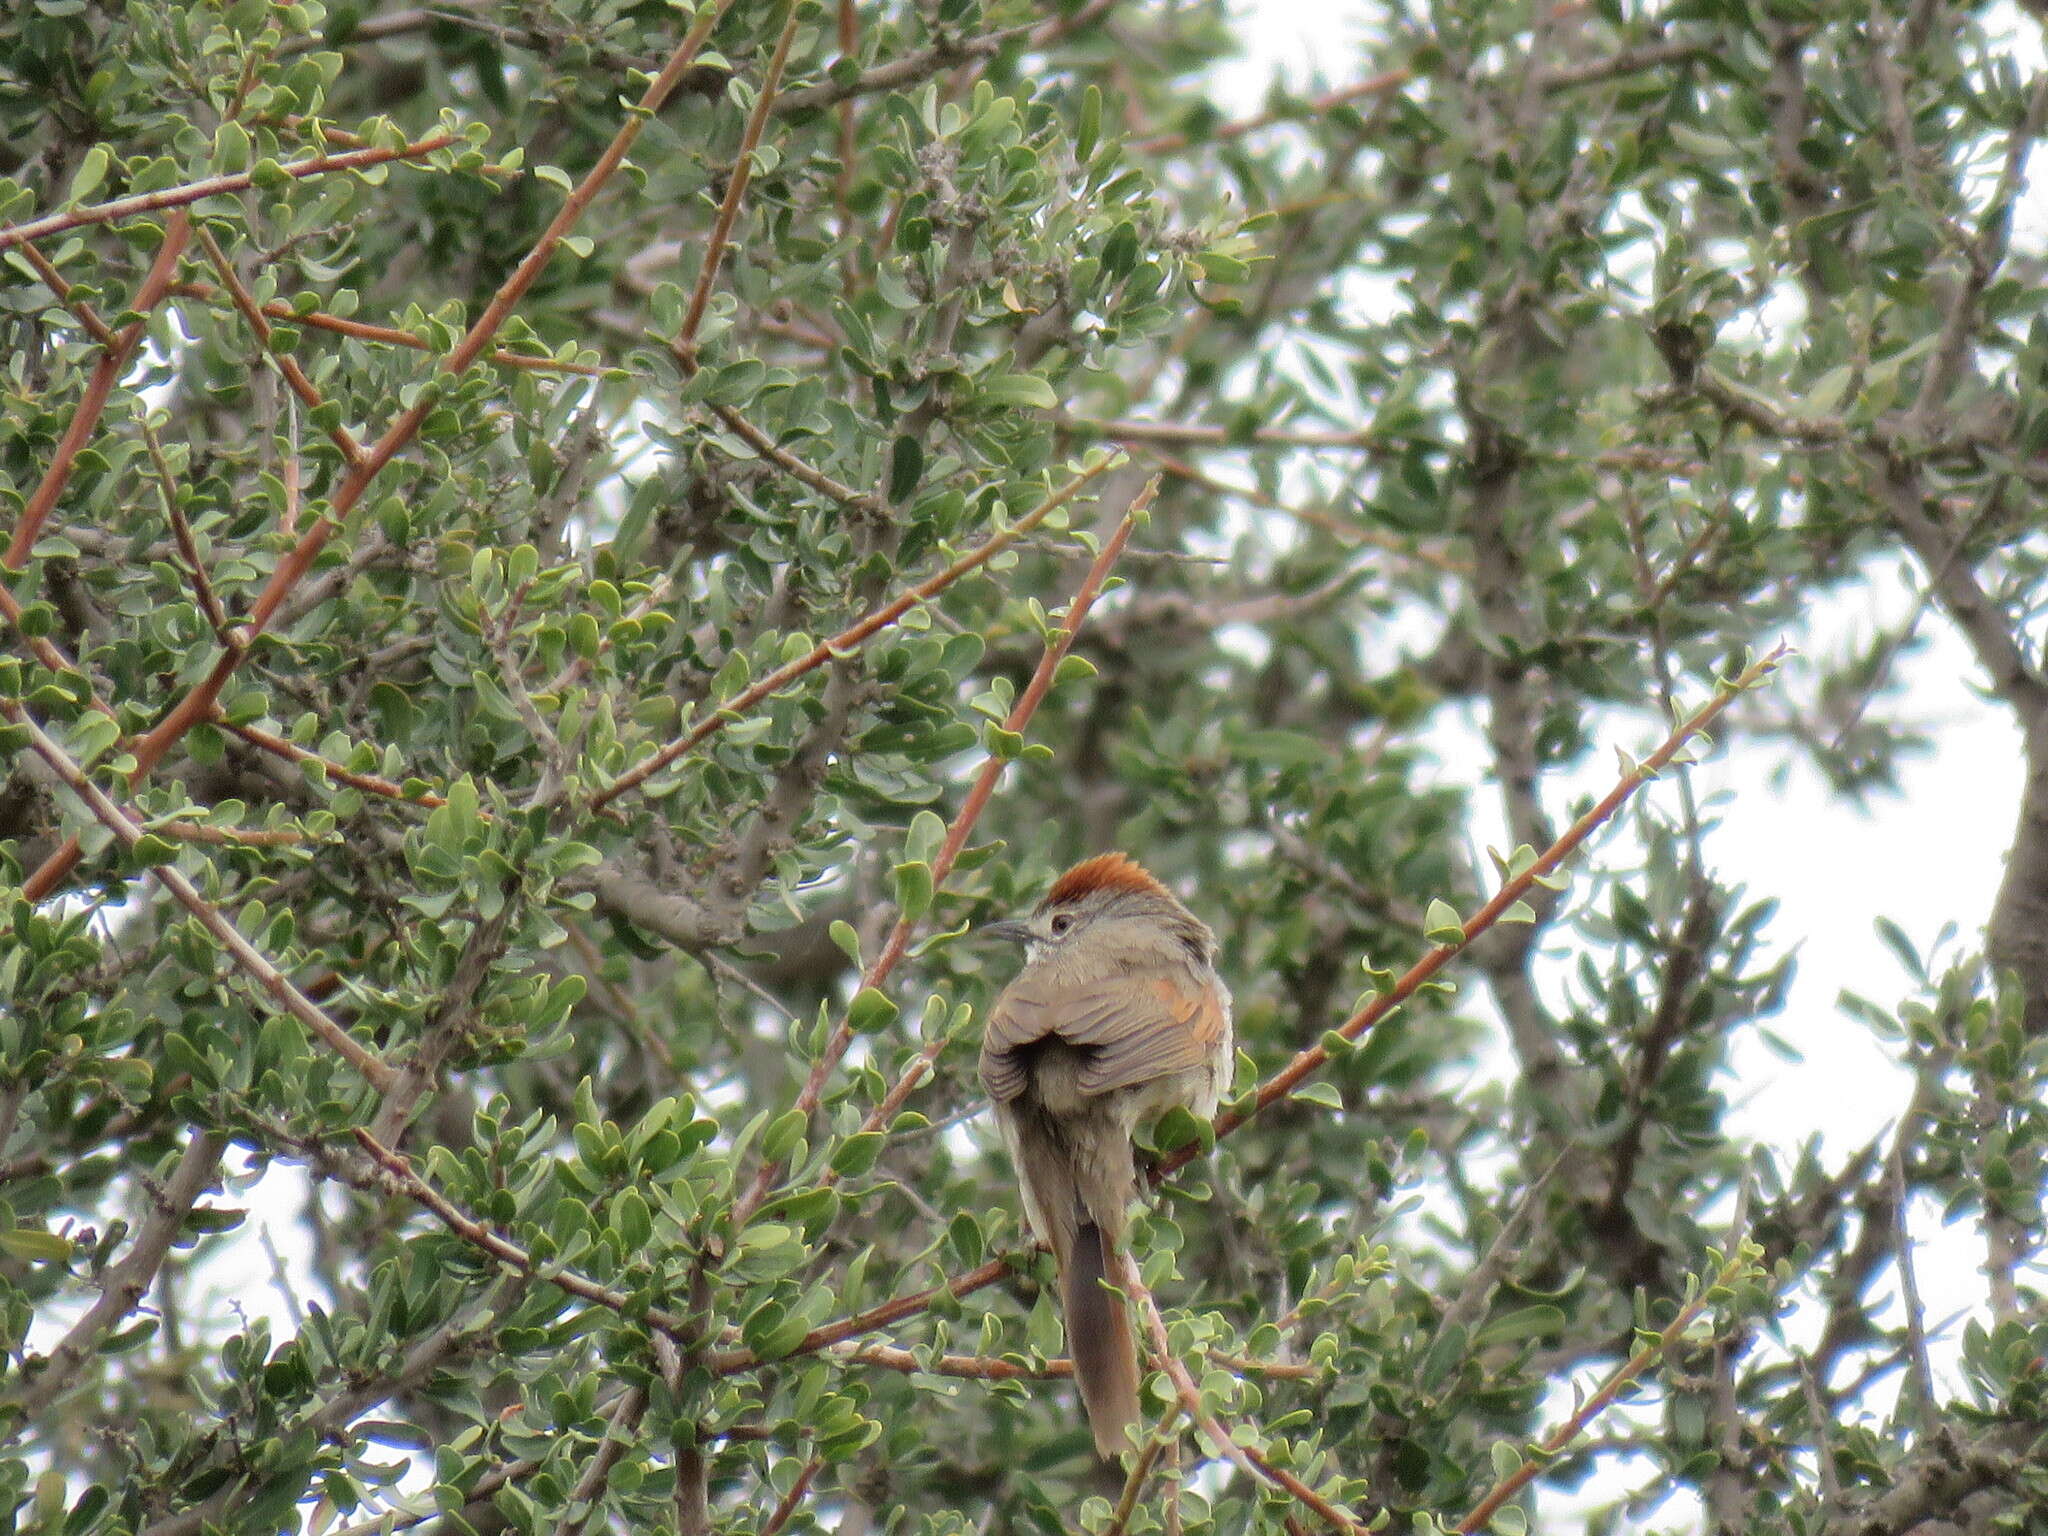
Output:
7,212,192,569
5,702,395,1090
0,137,456,251
759,1457,822,1536
1155,642,1789,1179
169,281,602,374
589,454,1121,811
676,0,803,353
20,0,737,903
16,242,116,344
1452,1250,1754,1533
218,718,451,810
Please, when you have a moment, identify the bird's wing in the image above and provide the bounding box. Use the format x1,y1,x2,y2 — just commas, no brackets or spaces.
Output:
980,969,1227,1101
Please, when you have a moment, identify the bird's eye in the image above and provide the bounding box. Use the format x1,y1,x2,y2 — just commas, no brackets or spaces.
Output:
1049,913,1075,936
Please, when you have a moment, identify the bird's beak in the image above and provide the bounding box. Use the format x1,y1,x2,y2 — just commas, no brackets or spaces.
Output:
978,919,1034,945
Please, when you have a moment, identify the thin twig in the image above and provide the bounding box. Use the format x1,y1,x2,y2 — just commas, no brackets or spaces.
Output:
555,1385,649,1536
0,136,457,251
352,1130,691,1332
851,500,1148,1138
194,228,367,466
169,280,603,375
15,241,116,344
139,417,233,641
676,0,803,353
1132,68,1413,153
2,1129,229,1423
1144,448,1468,574
1105,1408,1179,1536
1890,1139,1934,1430
727,485,1150,1231
758,1456,822,1536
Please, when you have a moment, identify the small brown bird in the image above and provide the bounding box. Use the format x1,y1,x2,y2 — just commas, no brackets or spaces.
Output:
978,853,1234,1458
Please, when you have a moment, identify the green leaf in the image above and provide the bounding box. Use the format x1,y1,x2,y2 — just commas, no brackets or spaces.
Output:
904,810,946,867
891,860,934,920
847,988,898,1034
1474,1304,1565,1349
1423,898,1465,944
830,1132,886,1177
1294,1082,1343,1110
66,144,110,204
978,374,1058,411
1075,84,1103,162
761,1109,808,1164
0,1228,73,1263
888,434,923,503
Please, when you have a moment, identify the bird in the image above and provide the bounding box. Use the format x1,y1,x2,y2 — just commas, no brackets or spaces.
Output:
978,852,1234,1458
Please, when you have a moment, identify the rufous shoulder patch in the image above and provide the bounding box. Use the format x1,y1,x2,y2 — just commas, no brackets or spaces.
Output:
1042,851,1170,908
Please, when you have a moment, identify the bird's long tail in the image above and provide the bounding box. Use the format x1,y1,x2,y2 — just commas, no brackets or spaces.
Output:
1060,1213,1139,1458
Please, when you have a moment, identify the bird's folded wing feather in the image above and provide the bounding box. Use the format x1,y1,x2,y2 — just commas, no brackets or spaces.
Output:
981,971,1225,1100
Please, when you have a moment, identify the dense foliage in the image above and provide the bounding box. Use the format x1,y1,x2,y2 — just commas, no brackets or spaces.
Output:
3,0,2047,1532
